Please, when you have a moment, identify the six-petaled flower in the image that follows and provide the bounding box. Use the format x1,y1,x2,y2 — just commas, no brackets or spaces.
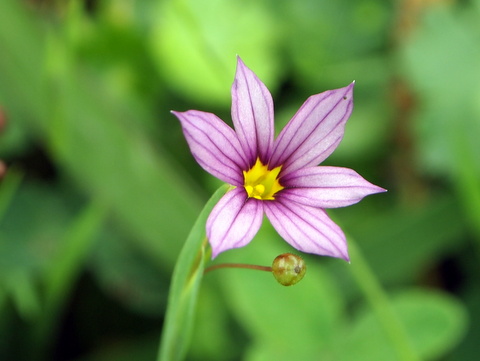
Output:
173,57,386,261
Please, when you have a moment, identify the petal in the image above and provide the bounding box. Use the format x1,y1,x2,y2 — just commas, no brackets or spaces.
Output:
173,110,248,186
270,83,354,174
207,187,264,258
280,166,387,208
231,56,274,165
264,199,349,260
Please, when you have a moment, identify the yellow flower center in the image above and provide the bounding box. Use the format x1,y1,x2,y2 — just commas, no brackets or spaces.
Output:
243,158,284,200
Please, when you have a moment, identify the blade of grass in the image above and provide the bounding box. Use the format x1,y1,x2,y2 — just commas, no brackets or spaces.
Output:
157,184,229,361
450,127,480,248
31,200,108,358
348,238,421,361
0,169,22,221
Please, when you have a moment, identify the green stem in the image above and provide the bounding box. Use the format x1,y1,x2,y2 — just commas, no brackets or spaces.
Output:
450,128,480,256
348,239,421,361
157,184,229,361
204,263,272,274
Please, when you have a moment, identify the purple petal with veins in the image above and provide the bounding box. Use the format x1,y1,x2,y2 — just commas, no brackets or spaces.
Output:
279,166,387,208
207,187,264,258
173,110,248,186
264,199,349,261
270,83,354,175
231,57,274,165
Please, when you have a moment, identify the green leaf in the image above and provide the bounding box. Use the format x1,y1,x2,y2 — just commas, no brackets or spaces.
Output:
337,289,468,361
0,0,206,269
401,4,480,241
0,169,22,222
0,182,75,294
6,270,41,320
31,200,107,353
90,228,171,317
280,0,392,88
188,284,236,361
337,194,468,285
405,5,480,173
0,0,47,123
157,184,228,361
400,3,480,178
150,0,280,106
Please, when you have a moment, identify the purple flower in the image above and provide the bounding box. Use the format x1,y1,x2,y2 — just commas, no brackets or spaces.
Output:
173,57,386,261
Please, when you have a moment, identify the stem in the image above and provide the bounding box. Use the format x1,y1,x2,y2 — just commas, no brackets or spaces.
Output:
157,185,229,361
348,239,420,361
204,263,272,274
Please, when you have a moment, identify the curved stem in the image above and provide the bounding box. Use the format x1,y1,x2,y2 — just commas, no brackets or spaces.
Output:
157,185,229,361
204,263,272,274
348,238,420,361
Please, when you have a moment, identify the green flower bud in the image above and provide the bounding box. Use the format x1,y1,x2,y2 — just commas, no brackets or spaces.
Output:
272,253,306,286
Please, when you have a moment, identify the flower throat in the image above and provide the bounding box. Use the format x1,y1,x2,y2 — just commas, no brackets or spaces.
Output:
243,158,284,200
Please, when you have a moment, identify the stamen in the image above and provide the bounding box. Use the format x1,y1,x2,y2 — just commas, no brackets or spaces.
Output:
254,184,265,195
243,158,284,200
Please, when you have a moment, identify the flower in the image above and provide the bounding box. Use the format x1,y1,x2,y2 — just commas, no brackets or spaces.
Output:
173,57,386,261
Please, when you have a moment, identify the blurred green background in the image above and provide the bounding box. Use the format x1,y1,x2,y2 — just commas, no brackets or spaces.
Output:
1,0,479,360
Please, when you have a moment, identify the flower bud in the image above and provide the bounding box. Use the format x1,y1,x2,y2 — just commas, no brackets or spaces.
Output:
272,253,306,286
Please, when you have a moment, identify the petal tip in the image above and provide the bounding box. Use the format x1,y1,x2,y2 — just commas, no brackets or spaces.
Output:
340,251,351,262
373,185,388,194
345,82,355,96
330,241,350,262
235,55,247,71
234,57,252,84
171,110,186,118
236,54,245,62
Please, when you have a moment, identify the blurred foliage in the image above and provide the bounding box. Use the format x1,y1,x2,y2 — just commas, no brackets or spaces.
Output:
0,0,479,360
